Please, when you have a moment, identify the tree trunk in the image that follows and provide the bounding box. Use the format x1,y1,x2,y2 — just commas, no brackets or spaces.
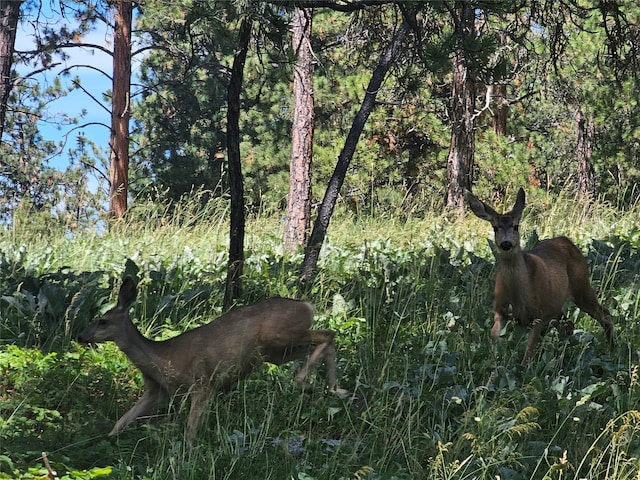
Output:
492,83,507,136
576,107,595,199
0,0,22,138
445,1,476,210
300,21,408,282
108,0,132,219
283,7,314,254
223,17,252,308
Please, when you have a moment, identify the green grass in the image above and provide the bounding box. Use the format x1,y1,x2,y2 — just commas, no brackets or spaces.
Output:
1,192,640,479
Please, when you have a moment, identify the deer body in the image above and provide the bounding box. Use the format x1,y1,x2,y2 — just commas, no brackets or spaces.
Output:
78,277,342,444
465,188,615,370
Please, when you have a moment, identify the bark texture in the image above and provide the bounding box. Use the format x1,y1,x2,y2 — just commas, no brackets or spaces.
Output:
283,7,314,253
445,1,476,210
492,83,507,136
0,0,22,138
108,0,132,219
576,108,595,199
224,17,252,308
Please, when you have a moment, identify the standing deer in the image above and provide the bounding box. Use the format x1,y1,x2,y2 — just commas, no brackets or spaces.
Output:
78,276,344,444
464,188,615,374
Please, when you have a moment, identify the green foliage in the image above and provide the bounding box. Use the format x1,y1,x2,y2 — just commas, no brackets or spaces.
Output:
1,194,640,478
0,250,111,350
8,1,640,223
0,344,132,477
7,0,640,229
131,3,454,213
132,0,234,200
125,1,640,215
1,75,105,226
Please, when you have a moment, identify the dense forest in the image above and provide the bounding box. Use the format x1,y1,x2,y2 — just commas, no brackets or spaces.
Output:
3,1,639,221
1,1,640,479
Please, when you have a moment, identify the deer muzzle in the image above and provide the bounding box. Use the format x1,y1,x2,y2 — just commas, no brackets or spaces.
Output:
499,241,513,251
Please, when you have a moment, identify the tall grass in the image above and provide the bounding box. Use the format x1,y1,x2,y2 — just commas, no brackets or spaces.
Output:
1,191,639,479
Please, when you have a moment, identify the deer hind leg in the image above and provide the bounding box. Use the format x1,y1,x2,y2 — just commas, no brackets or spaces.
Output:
294,329,341,392
522,319,546,365
573,287,616,348
184,386,210,448
550,314,575,340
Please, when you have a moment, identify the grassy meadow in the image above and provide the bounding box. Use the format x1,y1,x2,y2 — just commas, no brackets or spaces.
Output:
1,191,640,479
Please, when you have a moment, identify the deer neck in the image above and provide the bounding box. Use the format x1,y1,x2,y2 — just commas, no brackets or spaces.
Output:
498,246,532,287
497,246,539,320
116,320,166,374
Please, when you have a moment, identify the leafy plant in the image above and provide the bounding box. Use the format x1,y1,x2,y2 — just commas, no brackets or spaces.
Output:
1,193,639,478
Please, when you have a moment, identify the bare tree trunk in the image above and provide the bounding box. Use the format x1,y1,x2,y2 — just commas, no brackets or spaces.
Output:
492,83,507,136
108,0,132,219
491,30,508,137
0,0,22,138
283,7,314,254
576,107,595,199
224,17,252,308
300,21,408,282
445,1,476,210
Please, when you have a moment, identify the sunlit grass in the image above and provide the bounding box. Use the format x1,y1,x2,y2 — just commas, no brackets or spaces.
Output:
1,190,639,478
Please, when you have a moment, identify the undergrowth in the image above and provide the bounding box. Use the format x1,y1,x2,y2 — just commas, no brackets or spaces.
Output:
1,192,639,479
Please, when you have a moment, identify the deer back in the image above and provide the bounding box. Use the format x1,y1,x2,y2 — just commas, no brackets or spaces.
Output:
164,297,316,382
79,280,317,394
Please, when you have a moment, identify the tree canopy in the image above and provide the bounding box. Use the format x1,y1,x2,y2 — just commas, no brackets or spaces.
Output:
2,0,639,225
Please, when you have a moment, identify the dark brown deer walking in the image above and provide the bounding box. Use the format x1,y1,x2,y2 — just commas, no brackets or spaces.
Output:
464,188,615,378
78,276,344,444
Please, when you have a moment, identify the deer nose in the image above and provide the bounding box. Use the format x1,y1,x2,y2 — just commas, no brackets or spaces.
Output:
77,328,93,344
499,241,513,251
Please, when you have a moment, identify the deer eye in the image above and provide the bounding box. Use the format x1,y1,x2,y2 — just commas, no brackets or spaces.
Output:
513,225,519,232
492,226,498,232
98,318,108,326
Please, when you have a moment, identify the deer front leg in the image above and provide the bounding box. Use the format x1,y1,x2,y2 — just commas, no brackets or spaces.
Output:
488,311,507,385
109,380,165,436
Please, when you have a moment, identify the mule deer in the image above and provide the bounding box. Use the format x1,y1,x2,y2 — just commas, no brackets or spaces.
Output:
464,188,615,373
78,276,344,444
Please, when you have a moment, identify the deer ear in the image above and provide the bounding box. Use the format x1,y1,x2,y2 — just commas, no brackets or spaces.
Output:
118,276,138,309
512,188,526,215
465,189,498,222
